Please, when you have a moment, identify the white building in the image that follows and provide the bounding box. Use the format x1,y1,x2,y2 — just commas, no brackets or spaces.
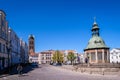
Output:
110,48,120,63
9,29,21,65
20,39,29,64
29,54,38,63
78,53,85,63
38,50,83,65
24,42,29,63
38,53,41,64
38,50,54,64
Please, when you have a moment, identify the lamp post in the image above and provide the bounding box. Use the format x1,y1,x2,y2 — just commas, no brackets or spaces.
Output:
6,40,12,73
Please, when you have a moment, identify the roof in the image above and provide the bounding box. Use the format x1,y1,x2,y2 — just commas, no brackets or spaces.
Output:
0,10,6,16
29,34,34,39
30,54,38,57
85,20,109,50
85,35,109,50
41,52,53,54
115,48,120,50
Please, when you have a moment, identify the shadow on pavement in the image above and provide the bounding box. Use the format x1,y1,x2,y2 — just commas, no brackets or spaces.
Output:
0,63,40,77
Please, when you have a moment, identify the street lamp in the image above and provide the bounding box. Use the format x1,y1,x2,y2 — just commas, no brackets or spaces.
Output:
6,41,11,73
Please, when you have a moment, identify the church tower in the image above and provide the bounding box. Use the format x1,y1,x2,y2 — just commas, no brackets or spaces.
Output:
28,34,35,56
84,18,110,63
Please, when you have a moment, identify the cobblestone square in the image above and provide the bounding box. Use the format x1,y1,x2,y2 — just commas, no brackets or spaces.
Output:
0,64,119,80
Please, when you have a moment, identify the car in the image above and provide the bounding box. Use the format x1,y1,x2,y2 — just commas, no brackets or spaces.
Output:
56,63,62,66
50,62,53,65
52,63,56,66
31,63,38,67
52,63,62,66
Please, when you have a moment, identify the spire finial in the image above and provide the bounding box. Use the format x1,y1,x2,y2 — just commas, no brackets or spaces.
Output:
93,17,97,24
94,16,96,22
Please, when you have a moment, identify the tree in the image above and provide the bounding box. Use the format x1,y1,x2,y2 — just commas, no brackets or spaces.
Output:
52,50,64,63
67,52,76,65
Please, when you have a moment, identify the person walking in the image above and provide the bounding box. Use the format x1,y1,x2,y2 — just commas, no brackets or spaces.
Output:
17,64,23,76
85,57,88,64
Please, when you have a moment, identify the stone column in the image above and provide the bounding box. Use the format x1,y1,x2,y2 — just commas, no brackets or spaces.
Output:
84,52,86,58
107,49,110,63
102,49,105,63
95,49,98,63
84,52,87,63
89,52,91,63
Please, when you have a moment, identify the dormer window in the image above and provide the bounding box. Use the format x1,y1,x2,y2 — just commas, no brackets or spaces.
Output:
94,41,97,43
99,40,101,43
94,40,101,44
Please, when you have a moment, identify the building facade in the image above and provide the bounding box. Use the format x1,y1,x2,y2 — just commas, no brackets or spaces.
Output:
38,50,79,64
78,53,85,63
9,29,21,66
0,10,10,70
29,54,38,63
110,48,120,63
20,39,29,64
24,42,29,63
84,20,109,64
38,50,54,64
0,10,29,71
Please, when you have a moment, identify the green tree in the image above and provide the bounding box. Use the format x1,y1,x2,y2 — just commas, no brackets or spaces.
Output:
52,50,64,63
67,52,76,65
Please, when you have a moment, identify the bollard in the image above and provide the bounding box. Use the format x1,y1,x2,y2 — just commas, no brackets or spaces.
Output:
90,71,92,74
102,71,104,75
81,69,83,73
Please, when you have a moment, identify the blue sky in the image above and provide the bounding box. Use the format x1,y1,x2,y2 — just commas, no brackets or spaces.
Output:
0,0,120,53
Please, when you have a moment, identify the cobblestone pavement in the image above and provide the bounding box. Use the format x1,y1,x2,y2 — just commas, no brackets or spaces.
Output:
0,64,119,80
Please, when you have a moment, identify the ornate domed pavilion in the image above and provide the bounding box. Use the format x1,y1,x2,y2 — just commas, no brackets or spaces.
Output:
84,19,110,63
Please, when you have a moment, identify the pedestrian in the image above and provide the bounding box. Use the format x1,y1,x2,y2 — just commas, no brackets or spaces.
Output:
85,57,88,64
17,64,23,76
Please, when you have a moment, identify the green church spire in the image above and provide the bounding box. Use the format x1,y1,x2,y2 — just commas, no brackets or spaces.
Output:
85,18,109,50
92,17,99,37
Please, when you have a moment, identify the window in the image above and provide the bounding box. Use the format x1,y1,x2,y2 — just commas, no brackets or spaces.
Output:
104,52,107,60
3,44,5,53
91,52,95,60
112,57,113,59
116,56,118,59
98,52,102,60
48,57,49,59
117,61,118,64
0,43,1,52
